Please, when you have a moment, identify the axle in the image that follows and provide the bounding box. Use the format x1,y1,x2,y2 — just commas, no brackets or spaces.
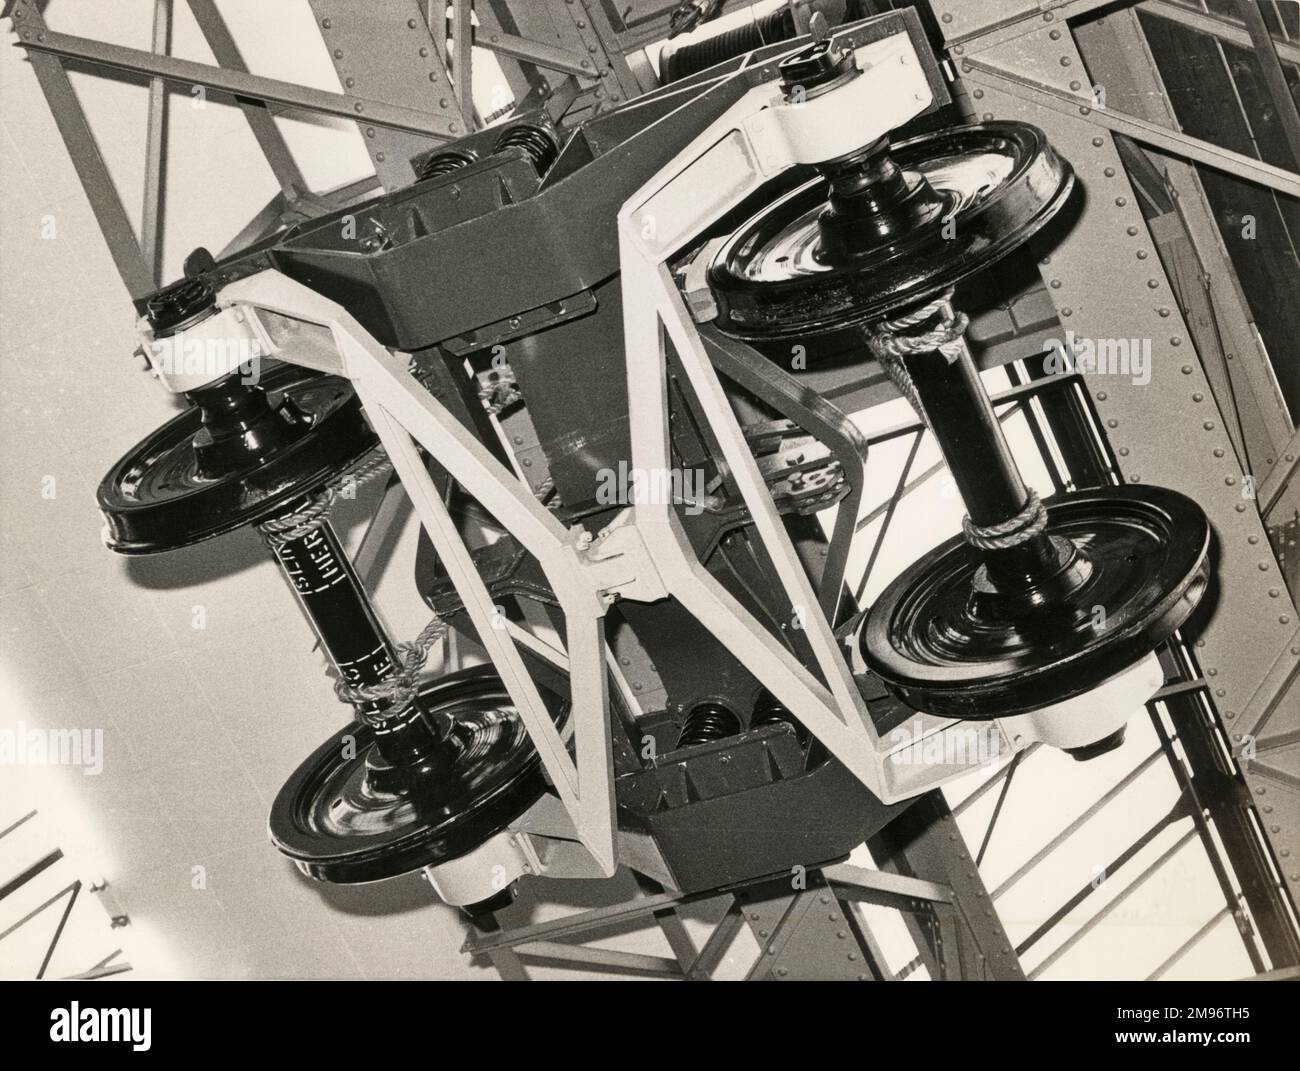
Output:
264,512,448,767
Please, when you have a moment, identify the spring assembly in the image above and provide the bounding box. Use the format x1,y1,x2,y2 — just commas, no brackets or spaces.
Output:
676,700,742,749
493,123,560,176
750,691,808,743
659,7,792,83
416,149,476,181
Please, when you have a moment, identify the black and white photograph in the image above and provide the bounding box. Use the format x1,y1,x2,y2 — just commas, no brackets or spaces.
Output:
0,0,1296,1045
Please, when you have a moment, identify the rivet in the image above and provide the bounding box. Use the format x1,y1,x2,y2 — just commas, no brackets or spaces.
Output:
1061,307,1072,316
1107,419,1118,428
1093,137,1105,147
407,17,417,28
1204,422,1215,430
1060,56,1071,66
1118,447,1129,457
1137,250,1148,259
942,12,953,22
1269,588,1280,598
1193,392,1204,402
1181,365,1192,375
1147,278,1159,288
1214,448,1224,458
334,48,344,58
321,17,332,28
1104,167,1116,177
1050,279,1062,289
1158,306,1171,317
1097,391,1108,400
1127,225,1139,236
1050,29,1062,39
1257,560,1269,569
973,89,984,99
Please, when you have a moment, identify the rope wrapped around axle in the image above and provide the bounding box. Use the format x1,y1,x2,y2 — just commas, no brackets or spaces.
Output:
864,288,1048,552
257,448,448,726
334,615,449,727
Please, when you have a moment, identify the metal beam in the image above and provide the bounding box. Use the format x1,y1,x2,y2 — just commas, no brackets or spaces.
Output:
512,941,682,976
13,26,459,138
140,0,172,285
1139,0,1300,67
308,0,465,190
962,57,1300,198
477,28,593,78
451,0,474,124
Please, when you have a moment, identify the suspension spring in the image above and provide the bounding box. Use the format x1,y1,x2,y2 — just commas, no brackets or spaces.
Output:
676,700,742,749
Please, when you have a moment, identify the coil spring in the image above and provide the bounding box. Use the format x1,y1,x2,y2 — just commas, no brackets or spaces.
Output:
493,123,560,176
659,7,793,84
751,691,807,743
676,701,741,750
416,149,475,181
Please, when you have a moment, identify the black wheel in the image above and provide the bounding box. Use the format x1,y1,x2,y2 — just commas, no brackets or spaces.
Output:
708,122,1073,339
860,486,1210,719
97,363,378,554
269,666,567,884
